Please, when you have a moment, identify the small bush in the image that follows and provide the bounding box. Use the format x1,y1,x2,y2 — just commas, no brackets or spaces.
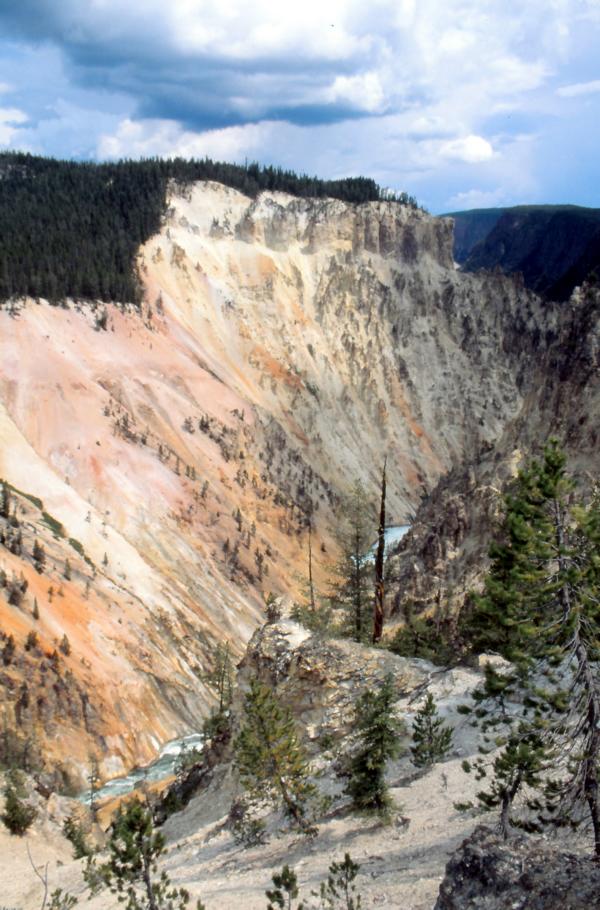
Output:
1,770,36,835
63,813,92,858
42,511,65,538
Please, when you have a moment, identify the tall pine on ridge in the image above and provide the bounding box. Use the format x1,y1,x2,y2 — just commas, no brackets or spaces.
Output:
461,441,600,853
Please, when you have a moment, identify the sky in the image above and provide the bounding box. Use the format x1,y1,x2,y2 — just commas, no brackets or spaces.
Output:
0,0,599,213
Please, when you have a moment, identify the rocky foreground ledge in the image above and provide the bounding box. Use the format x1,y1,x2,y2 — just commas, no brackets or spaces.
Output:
436,825,600,910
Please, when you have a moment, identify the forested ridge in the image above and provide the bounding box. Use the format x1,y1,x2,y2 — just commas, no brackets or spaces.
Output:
0,152,418,306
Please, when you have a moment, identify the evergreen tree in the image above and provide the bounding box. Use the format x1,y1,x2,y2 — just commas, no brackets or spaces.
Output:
0,481,11,519
234,678,318,834
410,693,453,768
460,728,549,839
92,798,205,910
202,642,233,715
63,812,92,859
266,865,304,910
329,480,373,642
32,538,46,572
266,855,363,910
87,753,100,820
2,634,15,666
346,674,404,815
316,854,362,910
201,642,234,739
1,769,36,835
291,523,332,634
460,441,600,851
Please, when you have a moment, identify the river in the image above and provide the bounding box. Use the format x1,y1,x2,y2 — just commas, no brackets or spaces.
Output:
79,732,204,806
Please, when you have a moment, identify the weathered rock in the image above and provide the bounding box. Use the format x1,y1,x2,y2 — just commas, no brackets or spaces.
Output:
435,825,600,910
390,281,600,618
236,618,431,744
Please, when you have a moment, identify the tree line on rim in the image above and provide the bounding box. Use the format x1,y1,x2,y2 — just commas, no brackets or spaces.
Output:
0,151,419,307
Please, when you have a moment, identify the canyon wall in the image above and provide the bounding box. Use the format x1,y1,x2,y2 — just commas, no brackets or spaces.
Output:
0,182,562,784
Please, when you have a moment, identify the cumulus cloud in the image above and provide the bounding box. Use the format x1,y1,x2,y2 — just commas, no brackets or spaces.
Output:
439,135,494,164
0,1,599,210
0,106,28,146
97,118,277,163
324,72,386,113
0,0,581,130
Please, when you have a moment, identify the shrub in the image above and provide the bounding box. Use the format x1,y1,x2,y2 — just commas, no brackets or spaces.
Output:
1,769,36,835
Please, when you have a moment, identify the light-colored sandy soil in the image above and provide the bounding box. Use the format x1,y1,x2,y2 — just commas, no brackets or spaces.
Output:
0,756,486,910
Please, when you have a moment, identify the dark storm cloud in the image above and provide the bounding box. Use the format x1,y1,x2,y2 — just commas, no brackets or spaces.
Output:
0,0,380,129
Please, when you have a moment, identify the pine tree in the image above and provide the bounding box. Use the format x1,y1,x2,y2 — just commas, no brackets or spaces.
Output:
410,693,453,768
291,523,332,634
307,522,317,617
234,678,318,834
346,674,404,815
1,769,36,835
91,798,205,910
316,854,363,910
460,728,549,839
266,865,305,910
373,459,387,643
201,641,234,739
266,855,363,910
63,812,92,859
2,634,15,666
460,441,600,850
202,642,233,714
329,480,373,642
32,538,45,572
87,753,100,820
0,481,11,519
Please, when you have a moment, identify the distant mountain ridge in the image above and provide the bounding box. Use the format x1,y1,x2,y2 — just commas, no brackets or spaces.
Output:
447,204,600,301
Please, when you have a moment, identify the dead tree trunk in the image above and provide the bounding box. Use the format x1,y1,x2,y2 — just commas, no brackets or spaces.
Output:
373,458,387,643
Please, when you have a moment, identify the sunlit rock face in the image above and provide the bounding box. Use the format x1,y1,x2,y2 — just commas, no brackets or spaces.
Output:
0,181,554,784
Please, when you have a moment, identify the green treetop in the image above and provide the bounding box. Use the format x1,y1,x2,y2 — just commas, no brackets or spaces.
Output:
410,693,453,768
234,677,318,835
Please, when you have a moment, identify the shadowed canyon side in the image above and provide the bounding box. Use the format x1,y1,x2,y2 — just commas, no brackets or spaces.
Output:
0,181,555,787
389,278,600,621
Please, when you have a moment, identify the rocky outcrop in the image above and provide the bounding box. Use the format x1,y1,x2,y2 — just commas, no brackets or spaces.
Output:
435,825,600,910
236,192,454,266
236,616,430,745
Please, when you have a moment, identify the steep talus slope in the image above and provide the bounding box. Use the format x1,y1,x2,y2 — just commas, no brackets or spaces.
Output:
143,182,552,508
390,279,600,618
0,181,558,784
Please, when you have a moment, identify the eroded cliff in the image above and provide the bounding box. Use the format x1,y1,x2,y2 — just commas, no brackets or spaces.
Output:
0,181,563,784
